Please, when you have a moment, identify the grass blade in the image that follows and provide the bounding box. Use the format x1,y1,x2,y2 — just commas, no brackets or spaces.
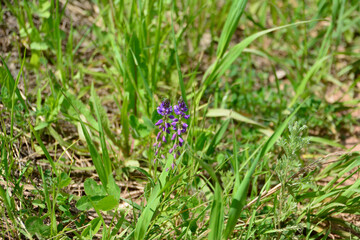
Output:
134,158,172,240
209,182,224,240
171,1,187,104
222,102,304,239
217,0,248,58
206,118,230,155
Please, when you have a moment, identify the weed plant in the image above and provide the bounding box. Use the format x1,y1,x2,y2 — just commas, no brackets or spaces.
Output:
0,0,360,239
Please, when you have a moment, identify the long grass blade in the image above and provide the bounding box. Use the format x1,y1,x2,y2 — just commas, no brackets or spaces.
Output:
222,102,304,239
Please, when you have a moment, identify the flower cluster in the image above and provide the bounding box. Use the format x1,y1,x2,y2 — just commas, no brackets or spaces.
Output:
153,97,190,168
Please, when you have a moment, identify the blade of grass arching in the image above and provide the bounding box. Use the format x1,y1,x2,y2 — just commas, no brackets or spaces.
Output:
288,55,330,108
61,91,99,132
198,20,320,106
134,158,172,240
91,84,121,199
91,83,111,179
171,1,186,104
60,89,108,187
209,182,224,240
216,0,248,58
207,20,319,87
79,116,108,187
206,108,267,128
222,102,304,239
309,136,345,149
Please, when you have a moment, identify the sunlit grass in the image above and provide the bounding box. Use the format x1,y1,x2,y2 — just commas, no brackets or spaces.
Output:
0,0,360,239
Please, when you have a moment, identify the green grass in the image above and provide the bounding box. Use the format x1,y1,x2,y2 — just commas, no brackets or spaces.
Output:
0,0,360,239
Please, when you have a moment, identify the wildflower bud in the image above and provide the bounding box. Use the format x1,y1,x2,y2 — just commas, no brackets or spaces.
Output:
169,115,175,119
158,142,162,148
153,142,157,147
171,133,176,141
166,129,170,134
173,153,177,159
184,115,190,119
165,122,171,129
161,154,165,159
182,123,188,128
179,137,183,143
171,122,177,127
179,142,183,147
169,148,174,153
153,159,156,163
162,135,166,142
155,149,158,155
173,118,179,122
177,129,181,135
172,163,175,169
155,119,163,126
156,132,162,140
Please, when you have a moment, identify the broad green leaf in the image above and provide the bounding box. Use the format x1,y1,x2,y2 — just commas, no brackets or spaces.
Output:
206,108,266,128
93,195,119,211
84,178,107,197
76,196,92,211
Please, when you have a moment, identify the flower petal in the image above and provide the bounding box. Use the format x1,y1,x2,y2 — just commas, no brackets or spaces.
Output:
155,119,163,126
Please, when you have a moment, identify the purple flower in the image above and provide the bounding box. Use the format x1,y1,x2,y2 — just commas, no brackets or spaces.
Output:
153,97,190,168
156,131,162,140
155,119,163,126
157,98,172,116
173,97,188,116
